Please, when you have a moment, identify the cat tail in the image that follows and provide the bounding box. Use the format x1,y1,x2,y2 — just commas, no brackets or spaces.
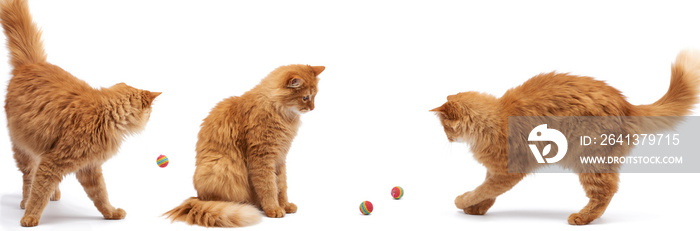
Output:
0,0,47,69
163,197,262,227
632,49,700,131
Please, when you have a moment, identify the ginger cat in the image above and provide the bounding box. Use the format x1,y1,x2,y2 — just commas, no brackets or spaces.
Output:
1,0,160,227
164,64,325,227
431,50,700,225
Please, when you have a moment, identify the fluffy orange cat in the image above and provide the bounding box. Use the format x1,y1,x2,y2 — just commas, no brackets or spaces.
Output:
164,64,324,227
1,0,160,227
431,50,700,225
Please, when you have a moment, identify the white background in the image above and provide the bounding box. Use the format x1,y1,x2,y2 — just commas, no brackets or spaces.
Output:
1,0,699,230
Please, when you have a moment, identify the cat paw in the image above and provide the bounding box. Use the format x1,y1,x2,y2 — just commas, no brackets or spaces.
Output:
283,203,297,213
454,192,474,209
20,200,26,209
103,208,127,220
50,189,61,201
567,213,591,225
464,198,496,215
263,206,286,218
20,215,39,227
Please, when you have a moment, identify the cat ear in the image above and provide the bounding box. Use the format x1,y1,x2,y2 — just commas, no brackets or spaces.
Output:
430,105,445,114
148,91,162,102
141,91,161,108
287,77,304,88
310,66,325,76
141,90,161,108
430,102,459,119
430,104,449,118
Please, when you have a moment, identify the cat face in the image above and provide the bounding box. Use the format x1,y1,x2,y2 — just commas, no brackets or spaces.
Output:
279,66,325,113
431,92,497,143
431,100,467,142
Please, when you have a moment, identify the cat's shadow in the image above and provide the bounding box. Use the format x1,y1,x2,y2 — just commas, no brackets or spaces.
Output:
1,194,105,228
454,209,619,225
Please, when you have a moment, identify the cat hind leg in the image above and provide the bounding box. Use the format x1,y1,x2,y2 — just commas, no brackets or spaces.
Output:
13,145,36,209
21,160,64,227
50,185,61,201
568,172,618,225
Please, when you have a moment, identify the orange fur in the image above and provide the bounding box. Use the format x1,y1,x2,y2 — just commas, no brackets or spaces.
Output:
164,64,324,227
432,50,700,225
1,0,160,227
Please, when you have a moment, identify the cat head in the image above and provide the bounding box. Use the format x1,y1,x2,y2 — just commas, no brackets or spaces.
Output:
263,64,325,113
108,83,161,133
431,92,498,143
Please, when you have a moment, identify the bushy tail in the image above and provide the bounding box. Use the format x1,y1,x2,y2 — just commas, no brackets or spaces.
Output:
632,49,700,131
0,0,47,68
163,197,262,228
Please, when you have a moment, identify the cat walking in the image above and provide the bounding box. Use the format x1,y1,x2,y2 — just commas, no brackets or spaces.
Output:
431,50,700,225
164,64,324,227
1,0,160,227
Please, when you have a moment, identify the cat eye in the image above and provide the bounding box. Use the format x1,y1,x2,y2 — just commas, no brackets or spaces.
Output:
302,95,310,101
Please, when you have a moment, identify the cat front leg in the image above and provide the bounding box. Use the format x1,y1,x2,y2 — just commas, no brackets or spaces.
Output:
76,165,126,220
276,163,297,213
248,153,285,218
455,172,525,213
463,171,496,215
464,198,496,215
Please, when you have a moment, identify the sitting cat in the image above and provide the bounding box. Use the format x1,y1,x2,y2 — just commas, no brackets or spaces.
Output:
431,50,699,225
165,64,324,227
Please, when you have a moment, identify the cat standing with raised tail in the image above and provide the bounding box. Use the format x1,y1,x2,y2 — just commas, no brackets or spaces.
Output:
164,64,325,227
431,50,700,225
1,0,161,227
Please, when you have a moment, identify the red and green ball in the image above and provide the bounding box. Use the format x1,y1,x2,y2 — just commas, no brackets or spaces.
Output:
391,186,404,199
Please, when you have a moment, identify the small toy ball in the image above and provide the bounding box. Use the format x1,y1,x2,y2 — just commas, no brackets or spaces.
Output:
156,155,169,168
391,186,404,199
359,201,373,215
